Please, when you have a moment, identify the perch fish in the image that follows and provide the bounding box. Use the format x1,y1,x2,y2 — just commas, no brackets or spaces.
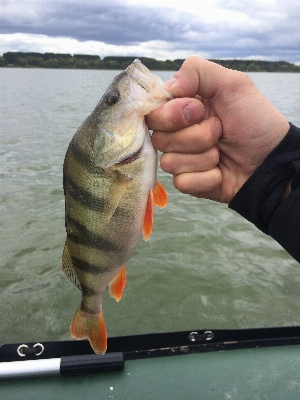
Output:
62,59,171,354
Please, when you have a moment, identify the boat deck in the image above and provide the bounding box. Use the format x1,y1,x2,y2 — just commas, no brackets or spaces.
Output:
1,327,300,399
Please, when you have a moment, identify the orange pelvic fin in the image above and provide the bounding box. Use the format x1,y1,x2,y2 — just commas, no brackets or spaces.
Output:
142,188,154,241
142,182,168,241
153,181,168,208
70,307,107,354
109,265,126,302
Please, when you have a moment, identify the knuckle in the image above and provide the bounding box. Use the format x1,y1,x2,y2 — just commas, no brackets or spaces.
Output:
227,70,254,92
199,118,221,150
151,131,164,151
210,146,220,165
183,55,202,69
212,168,222,186
160,153,174,173
173,174,189,194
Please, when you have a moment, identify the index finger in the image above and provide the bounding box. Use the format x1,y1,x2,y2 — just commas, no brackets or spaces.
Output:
152,117,222,153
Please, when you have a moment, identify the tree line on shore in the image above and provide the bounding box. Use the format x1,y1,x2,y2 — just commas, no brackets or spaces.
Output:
1,52,299,72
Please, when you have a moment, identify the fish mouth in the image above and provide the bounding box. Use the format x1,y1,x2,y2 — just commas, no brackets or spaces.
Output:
126,61,151,94
131,76,148,92
126,59,173,99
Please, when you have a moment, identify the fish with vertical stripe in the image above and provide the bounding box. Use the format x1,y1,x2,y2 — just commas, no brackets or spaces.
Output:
62,60,171,354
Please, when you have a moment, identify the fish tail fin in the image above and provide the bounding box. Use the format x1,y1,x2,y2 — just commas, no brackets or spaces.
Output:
70,307,107,354
109,265,126,302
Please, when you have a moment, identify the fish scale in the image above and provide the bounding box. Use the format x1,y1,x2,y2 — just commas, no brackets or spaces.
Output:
62,60,171,354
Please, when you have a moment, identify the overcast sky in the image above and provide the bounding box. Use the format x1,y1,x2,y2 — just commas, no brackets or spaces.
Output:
1,0,299,63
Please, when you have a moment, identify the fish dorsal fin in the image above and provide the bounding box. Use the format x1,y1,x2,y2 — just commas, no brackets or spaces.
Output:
142,181,168,241
103,172,132,223
109,265,126,302
62,243,82,292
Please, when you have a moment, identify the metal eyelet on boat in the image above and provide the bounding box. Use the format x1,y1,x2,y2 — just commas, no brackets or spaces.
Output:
204,331,214,341
17,343,45,357
17,344,29,357
33,343,44,356
188,330,214,342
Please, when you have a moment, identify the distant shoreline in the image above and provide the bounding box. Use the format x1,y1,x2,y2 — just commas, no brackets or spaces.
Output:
1,52,300,72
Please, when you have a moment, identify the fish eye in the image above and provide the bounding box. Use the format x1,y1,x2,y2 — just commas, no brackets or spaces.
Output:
104,90,120,106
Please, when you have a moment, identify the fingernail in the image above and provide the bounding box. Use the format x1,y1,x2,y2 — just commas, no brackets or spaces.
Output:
163,77,176,89
183,102,203,123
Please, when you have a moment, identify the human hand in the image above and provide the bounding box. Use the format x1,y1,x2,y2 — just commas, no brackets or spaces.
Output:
146,56,290,203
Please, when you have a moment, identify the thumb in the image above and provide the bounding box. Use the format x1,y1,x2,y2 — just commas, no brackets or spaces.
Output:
163,56,227,100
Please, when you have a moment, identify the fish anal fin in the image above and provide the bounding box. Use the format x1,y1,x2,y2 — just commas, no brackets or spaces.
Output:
142,189,154,241
104,172,132,223
70,307,107,355
62,243,82,291
153,181,168,208
109,265,126,302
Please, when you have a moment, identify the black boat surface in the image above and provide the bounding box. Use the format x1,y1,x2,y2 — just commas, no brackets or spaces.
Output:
1,326,300,399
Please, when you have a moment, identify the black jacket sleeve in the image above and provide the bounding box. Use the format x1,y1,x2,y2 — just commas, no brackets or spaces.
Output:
229,123,300,263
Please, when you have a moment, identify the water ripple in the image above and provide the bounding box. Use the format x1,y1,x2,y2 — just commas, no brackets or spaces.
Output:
1,68,299,344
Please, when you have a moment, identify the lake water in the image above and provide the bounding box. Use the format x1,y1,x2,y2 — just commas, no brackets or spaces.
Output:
1,68,300,345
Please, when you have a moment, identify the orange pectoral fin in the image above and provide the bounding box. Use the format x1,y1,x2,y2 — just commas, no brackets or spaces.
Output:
142,189,154,241
153,181,168,208
109,265,126,302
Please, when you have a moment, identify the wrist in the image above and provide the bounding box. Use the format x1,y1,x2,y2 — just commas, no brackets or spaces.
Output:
229,123,300,234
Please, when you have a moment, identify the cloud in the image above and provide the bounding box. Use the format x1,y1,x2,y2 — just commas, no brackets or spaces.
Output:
0,1,204,45
0,0,299,63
